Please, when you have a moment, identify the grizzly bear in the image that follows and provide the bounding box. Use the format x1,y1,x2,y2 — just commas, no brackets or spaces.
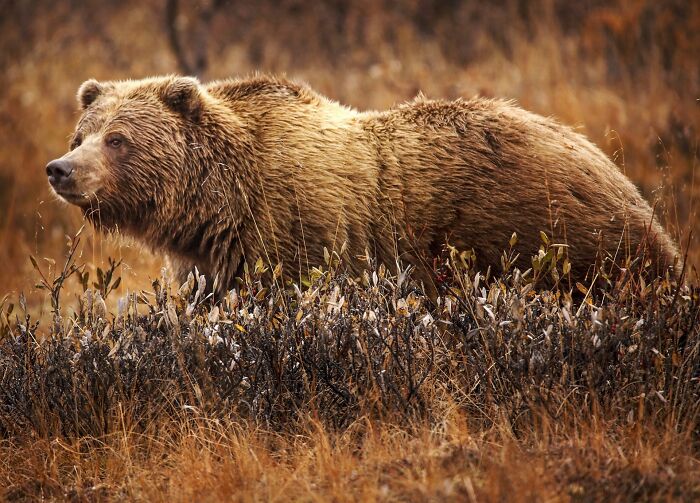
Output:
46,75,679,293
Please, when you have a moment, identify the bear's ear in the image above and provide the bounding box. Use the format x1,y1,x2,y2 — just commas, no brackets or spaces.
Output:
77,79,104,109
161,77,203,122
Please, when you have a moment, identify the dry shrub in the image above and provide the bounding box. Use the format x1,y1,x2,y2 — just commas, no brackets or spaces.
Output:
0,237,698,500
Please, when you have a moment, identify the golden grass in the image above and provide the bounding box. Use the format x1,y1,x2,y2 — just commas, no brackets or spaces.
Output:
3,412,699,502
1,1,699,501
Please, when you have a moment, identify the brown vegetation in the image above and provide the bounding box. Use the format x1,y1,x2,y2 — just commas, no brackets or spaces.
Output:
2,236,699,501
0,1,698,501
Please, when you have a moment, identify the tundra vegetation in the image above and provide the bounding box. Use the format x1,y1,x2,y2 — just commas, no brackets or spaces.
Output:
1,1,698,501
1,235,699,501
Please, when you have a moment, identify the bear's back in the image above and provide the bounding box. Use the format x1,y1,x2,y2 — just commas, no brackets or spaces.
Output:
206,75,324,108
366,95,678,281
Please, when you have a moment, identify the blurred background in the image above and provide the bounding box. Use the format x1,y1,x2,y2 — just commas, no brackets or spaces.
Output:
1,0,698,314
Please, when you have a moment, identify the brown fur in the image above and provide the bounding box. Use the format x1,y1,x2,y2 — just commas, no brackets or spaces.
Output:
48,75,679,292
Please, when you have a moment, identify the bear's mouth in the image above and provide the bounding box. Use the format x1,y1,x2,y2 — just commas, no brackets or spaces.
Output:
52,188,92,206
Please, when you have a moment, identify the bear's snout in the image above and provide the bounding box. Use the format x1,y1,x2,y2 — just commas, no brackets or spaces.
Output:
46,159,73,188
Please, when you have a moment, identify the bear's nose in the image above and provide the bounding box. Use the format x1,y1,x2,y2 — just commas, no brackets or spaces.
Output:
46,159,73,186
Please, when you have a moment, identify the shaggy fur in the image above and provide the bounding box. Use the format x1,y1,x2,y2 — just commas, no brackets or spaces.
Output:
48,75,679,291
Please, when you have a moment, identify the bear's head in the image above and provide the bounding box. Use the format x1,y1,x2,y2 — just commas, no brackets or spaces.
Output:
46,76,207,233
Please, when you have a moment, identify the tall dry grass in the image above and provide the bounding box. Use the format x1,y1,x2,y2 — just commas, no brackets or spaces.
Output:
0,0,697,302
1,1,699,501
4,412,698,501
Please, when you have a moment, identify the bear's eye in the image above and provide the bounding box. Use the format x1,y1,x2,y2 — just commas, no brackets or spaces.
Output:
70,136,82,150
106,135,124,149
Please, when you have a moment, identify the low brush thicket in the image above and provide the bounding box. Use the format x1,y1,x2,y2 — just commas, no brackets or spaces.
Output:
1,232,698,443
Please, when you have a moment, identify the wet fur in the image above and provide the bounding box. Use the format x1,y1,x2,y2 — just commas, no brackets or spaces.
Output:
65,75,679,292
